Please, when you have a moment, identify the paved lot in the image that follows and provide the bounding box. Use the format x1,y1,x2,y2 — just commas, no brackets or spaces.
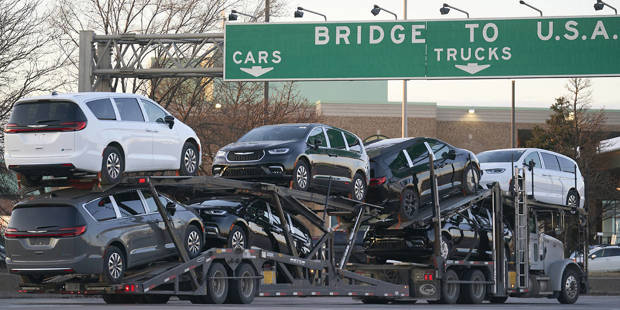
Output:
1,296,619,310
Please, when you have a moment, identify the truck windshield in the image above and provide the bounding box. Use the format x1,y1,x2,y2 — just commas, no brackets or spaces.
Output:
238,125,309,142
477,150,525,163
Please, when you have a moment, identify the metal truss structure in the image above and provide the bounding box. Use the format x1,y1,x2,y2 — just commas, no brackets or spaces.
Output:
78,31,224,92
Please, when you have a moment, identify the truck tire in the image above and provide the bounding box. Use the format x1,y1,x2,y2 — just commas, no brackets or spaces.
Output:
557,268,580,304
360,297,389,304
460,269,486,304
191,262,229,304
439,269,460,304
227,262,257,304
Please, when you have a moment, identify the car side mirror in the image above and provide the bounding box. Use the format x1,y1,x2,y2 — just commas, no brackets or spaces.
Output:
444,149,456,160
311,139,322,149
524,159,535,171
166,201,176,216
590,254,597,260
164,115,174,129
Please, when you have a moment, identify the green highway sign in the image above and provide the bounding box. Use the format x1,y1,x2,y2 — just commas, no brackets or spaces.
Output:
224,15,620,81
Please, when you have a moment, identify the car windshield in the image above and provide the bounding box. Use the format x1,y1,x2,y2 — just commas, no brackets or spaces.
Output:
237,125,309,142
478,150,525,163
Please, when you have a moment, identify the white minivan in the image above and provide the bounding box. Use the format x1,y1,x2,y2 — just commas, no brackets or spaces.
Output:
4,92,201,184
477,148,584,208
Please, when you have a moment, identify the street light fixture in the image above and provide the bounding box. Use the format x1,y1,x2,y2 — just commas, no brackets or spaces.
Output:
294,7,327,21
594,0,618,14
371,4,397,19
228,10,258,21
440,3,469,18
519,1,543,16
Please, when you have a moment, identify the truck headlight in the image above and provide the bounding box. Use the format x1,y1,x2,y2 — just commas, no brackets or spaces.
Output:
485,168,505,174
268,148,289,155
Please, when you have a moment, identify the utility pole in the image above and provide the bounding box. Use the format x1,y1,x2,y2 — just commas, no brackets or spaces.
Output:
401,0,408,138
263,0,270,125
511,80,516,148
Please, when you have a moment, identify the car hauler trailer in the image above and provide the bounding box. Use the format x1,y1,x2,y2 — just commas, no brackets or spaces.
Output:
13,144,587,305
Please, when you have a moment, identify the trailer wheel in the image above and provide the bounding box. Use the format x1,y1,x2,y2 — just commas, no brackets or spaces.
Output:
141,295,170,304
460,269,486,304
489,296,508,304
557,268,580,304
360,297,389,304
191,262,229,304
439,269,460,304
227,262,257,304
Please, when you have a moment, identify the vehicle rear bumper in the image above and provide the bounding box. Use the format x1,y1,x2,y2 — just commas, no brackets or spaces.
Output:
7,253,101,276
5,150,101,176
7,163,90,178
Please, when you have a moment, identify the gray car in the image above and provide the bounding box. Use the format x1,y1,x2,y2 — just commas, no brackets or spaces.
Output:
4,188,204,284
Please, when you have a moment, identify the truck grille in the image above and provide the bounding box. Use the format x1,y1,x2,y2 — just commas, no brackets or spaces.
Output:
222,166,265,177
226,150,264,161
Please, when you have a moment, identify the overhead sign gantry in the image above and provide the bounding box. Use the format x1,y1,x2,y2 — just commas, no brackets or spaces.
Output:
224,15,620,80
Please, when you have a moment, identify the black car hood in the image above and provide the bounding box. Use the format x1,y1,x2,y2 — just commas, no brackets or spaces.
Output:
221,140,296,152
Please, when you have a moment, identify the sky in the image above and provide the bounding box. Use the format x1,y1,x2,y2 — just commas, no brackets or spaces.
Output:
270,0,620,109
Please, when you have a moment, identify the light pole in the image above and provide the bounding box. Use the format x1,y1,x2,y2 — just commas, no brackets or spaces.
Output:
371,4,397,20
594,0,618,14
228,10,258,21
440,3,470,18
294,7,327,21
519,0,543,16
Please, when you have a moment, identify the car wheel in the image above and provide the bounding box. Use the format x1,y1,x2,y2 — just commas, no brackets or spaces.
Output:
557,268,580,304
228,225,247,250
227,262,258,304
185,225,203,259
101,146,124,185
439,269,460,304
191,262,229,304
460,269,486,304
399,187,420,221
462,164,480,195
292,160,310,191
180,142,199,176
351,172,366,201
566,190,580,209
103,245,125,284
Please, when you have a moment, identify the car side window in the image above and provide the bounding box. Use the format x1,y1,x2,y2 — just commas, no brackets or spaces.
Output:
523,151,542,169
86,98,116,120
114,98,145,122
407,142,429,165
427,139,450,160
326,128,346,150
307,127,327,147
344,132,362,153
141,100,167,123
606,248,620,257
140,190,167,213
389,150,410,174
84,196,117,221
557,156,576,174
541,153,561,171
114,191,146,217
592,249,604,257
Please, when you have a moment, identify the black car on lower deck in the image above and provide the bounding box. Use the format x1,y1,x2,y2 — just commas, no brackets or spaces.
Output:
188,195,312,257
364,204,513,263
365,137,481,221
212,123,370,201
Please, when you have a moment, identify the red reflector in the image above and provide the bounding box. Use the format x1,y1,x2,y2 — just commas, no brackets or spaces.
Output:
138,178,146,184
61,163,74,167
369,176,387,187
124,284,136,292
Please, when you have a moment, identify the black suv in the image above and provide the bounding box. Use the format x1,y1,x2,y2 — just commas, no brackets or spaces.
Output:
212,124,370,200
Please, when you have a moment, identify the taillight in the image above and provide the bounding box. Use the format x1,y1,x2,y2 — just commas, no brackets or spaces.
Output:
3,123,17,133
369,176,387,187
3,121,86,133
59,121,87,131
4,225,86,238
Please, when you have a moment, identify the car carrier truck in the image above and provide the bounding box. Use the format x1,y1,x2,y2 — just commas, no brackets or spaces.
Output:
10,143,588,304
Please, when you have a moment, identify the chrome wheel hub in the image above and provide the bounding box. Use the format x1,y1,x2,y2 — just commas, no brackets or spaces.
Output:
187,230,201,254
565,275,578,299
184,148,197,173
108,252,123,279
296,165,308,189
240,270,254,297
567,194,578,208
231,230,245,249
212,270,226,296
106,153,121,179
354,178,365,200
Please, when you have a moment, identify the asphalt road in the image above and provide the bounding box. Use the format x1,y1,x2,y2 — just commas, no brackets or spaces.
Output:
1,296,619,310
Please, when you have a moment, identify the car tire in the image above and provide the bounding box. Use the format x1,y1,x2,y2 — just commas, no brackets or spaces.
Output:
439,269,460,304
227,262,258,304
292,159,310,191
460,269,486,304
103,245,125,284
462,164,480,195
185,224,203,259
191,262,229,304
180,142,199,176
101,146,124,185
399,187,420,221
566,190,580,209
228,225,248,250
557,268,580,304
351,172,366,201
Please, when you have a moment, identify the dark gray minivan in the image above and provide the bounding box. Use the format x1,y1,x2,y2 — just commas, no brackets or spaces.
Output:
5,188,204,284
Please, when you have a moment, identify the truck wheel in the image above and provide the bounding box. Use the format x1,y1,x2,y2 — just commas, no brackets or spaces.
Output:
557,268,580,304
227,262,257,304
399,187,420,221
141,295,170,304
439,269,460,304
460,269,486,304
193,262,229,304
360,297,389,304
